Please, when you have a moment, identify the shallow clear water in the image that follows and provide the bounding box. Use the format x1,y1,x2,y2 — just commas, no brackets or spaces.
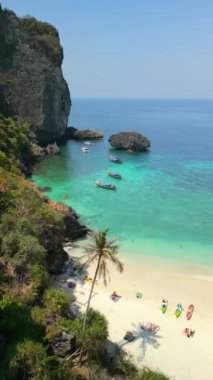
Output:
32,99,213,265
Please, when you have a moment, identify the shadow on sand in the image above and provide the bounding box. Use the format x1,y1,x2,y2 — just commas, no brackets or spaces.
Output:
119,322,162,363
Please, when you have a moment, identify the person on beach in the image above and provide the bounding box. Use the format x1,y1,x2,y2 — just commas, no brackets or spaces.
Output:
111,291,119,301
183,328,195,338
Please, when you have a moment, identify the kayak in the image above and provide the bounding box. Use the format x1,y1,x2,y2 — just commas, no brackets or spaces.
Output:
161,299,168,313
161,304,167,314
186,304,194,320
175,304,183,318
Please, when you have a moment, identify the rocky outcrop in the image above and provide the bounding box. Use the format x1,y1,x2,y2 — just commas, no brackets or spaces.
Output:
108,131,151,151
73,129,104,140
32,142,60,157
0,6,71,144
47,200,89,241
46,142,60,155
51,331,76,358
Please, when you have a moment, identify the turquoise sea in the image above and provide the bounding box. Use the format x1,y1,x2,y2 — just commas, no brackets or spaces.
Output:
32,99,213,266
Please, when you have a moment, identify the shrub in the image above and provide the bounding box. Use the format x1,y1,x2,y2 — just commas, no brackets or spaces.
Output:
0,114,33,173
43,289,71,317
59,309,108,359
9,339,58,380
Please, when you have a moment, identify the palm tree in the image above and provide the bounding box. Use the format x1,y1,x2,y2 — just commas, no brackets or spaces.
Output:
82,228,123,332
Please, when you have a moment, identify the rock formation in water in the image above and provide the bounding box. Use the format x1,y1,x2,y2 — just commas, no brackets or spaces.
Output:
72,129,104,140
108,131,151,151
0,5,71,144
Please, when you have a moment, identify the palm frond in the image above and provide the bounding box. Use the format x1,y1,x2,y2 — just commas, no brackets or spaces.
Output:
107,250,124,273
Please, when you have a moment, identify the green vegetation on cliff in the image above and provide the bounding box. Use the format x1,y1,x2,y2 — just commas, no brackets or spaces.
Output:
21,17,63,64
0,167,66,299
0,114,33,173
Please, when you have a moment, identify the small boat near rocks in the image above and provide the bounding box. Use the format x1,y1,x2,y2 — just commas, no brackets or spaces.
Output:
109,155,122,164
95,181,116,190
84,141,93,146
107,170,122,179
81,147,89,153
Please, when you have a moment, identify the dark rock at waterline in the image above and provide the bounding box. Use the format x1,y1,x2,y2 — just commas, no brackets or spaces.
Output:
64,213,88,240
73,129,104,140
47,199,89,242
51,331,76,357
0,7,71,144
38,186,52,192
108,131,151,151
63,126,78,139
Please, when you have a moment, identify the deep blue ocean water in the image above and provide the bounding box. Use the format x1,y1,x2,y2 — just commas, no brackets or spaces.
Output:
32,99,213,265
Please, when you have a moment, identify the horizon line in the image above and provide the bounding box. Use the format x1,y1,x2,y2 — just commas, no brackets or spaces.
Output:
71,97,213,101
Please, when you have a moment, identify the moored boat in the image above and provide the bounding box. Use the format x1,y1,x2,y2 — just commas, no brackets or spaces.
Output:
84,141,93,145
81,147,89,153
95,181,116,190
107,170,122,179
109,155,122,163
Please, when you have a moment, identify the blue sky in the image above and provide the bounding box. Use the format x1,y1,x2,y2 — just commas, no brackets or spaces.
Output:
2,0,213,98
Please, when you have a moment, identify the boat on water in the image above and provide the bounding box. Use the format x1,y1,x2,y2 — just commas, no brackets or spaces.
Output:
109,155,122,164
95,181,116,190
81,147,89,153
84,141,93,146
107,170,122,179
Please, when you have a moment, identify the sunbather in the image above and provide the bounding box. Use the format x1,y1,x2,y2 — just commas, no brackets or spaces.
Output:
110,291,121,301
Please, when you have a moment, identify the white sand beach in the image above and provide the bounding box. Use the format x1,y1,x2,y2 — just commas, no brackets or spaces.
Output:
55,242,213,380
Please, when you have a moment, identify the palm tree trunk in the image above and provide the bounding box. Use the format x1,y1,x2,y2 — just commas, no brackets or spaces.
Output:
82,254,101,332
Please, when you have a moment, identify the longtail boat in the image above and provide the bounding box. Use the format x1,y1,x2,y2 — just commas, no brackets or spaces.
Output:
107,170,122,179
95,181,116,190
109,155,122,164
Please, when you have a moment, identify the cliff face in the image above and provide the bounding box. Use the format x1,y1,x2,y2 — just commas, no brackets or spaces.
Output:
0,6,71,144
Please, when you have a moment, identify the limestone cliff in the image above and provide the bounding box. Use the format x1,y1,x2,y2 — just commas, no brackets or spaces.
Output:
0,5,71,144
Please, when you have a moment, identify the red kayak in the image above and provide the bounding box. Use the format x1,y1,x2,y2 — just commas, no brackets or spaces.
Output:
186,304,194,320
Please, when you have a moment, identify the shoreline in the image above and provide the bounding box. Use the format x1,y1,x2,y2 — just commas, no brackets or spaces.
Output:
54,241,213,380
